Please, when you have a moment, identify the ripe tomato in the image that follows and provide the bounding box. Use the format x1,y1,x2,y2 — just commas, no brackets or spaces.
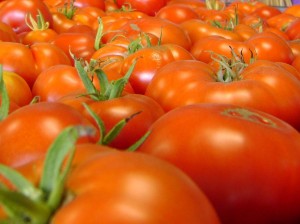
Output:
0,102,98,167
180,19,243,44
30,42,72,75
0,0,53,34
0,21,19,42
138,103,300,224
121,45,175,94
190,35,255,64
81,94,165,149
0,42,38,87
285,18,300,40
116,0,167,16
51,32,96,62
156,4,200,24
246,31,295,63
52,150,221,223
119,17,192,50
145,59,300,130
3,70,32,107
32,64,98,102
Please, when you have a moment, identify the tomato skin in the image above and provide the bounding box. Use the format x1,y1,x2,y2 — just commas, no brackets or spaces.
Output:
190,35,255,64
145,59,300,130
81,94,165,149
0,21,19,42
0,0,53,34
119,17,192,50
51,32,96,62
116,0,167,16
0,42,38,87
138,103,300,224
52,151,221,224
30,42,72,75
156,4,200,24
246,31,295,64
180,19,243,44
285,18,300,40
32,65,93,102
3,70,32,107
121,45,175,94
0,102,98,167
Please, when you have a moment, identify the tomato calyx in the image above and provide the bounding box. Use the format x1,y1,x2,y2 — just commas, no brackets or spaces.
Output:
57,0,77,20
211,47,255,83
25,10,50,31
73,55,137,101
0,126,96,224
0,65,9,121
222,108,277,127
205,0,225,10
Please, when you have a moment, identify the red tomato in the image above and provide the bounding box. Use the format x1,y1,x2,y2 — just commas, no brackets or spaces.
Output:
190,35,255,64
180,19,243,44
51,32,96,62
0,0,53,34
32,64,96,102
119,17,192,50
0,42,38,87
145,59,300,130
250,5,281,20
121,45,175,94
3,70,32,107
116,0,167,16
0,102,98,167
0,21,19,42
285,18,300,40
246,31,295,63
138,103,300,224
30,42,72,75
80,94,165,149
156,4,200,24
52,150,221,223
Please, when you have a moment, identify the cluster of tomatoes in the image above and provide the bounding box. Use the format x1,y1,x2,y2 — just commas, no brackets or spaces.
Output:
1,0,300,223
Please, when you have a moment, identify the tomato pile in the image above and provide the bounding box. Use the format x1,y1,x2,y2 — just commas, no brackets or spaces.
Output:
1,0,300,223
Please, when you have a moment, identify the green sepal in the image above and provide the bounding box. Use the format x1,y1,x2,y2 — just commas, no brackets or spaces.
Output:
0,65,9,121
39,126,96,210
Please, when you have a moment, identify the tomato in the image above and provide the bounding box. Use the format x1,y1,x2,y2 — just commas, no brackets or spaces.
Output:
156,4,200,24
51,32,96,62
121,45,175,94
180,19,243,45
79,93,165,149
119,17,192,50
116,0,167,16
3,70,32,107
166,0,206,9
285,18,300,40
0,42,38,87
250,5,281,21
190,35,255,64
30,42,72,75
145,59,300,130
284,4,300,17
0,102,98,167
138,103,300,224
32,64,97,102
0,21,19,42
21,9,58,45
0,0,53,34
52,150,221,223
246,31,295,63
266,12,297,31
